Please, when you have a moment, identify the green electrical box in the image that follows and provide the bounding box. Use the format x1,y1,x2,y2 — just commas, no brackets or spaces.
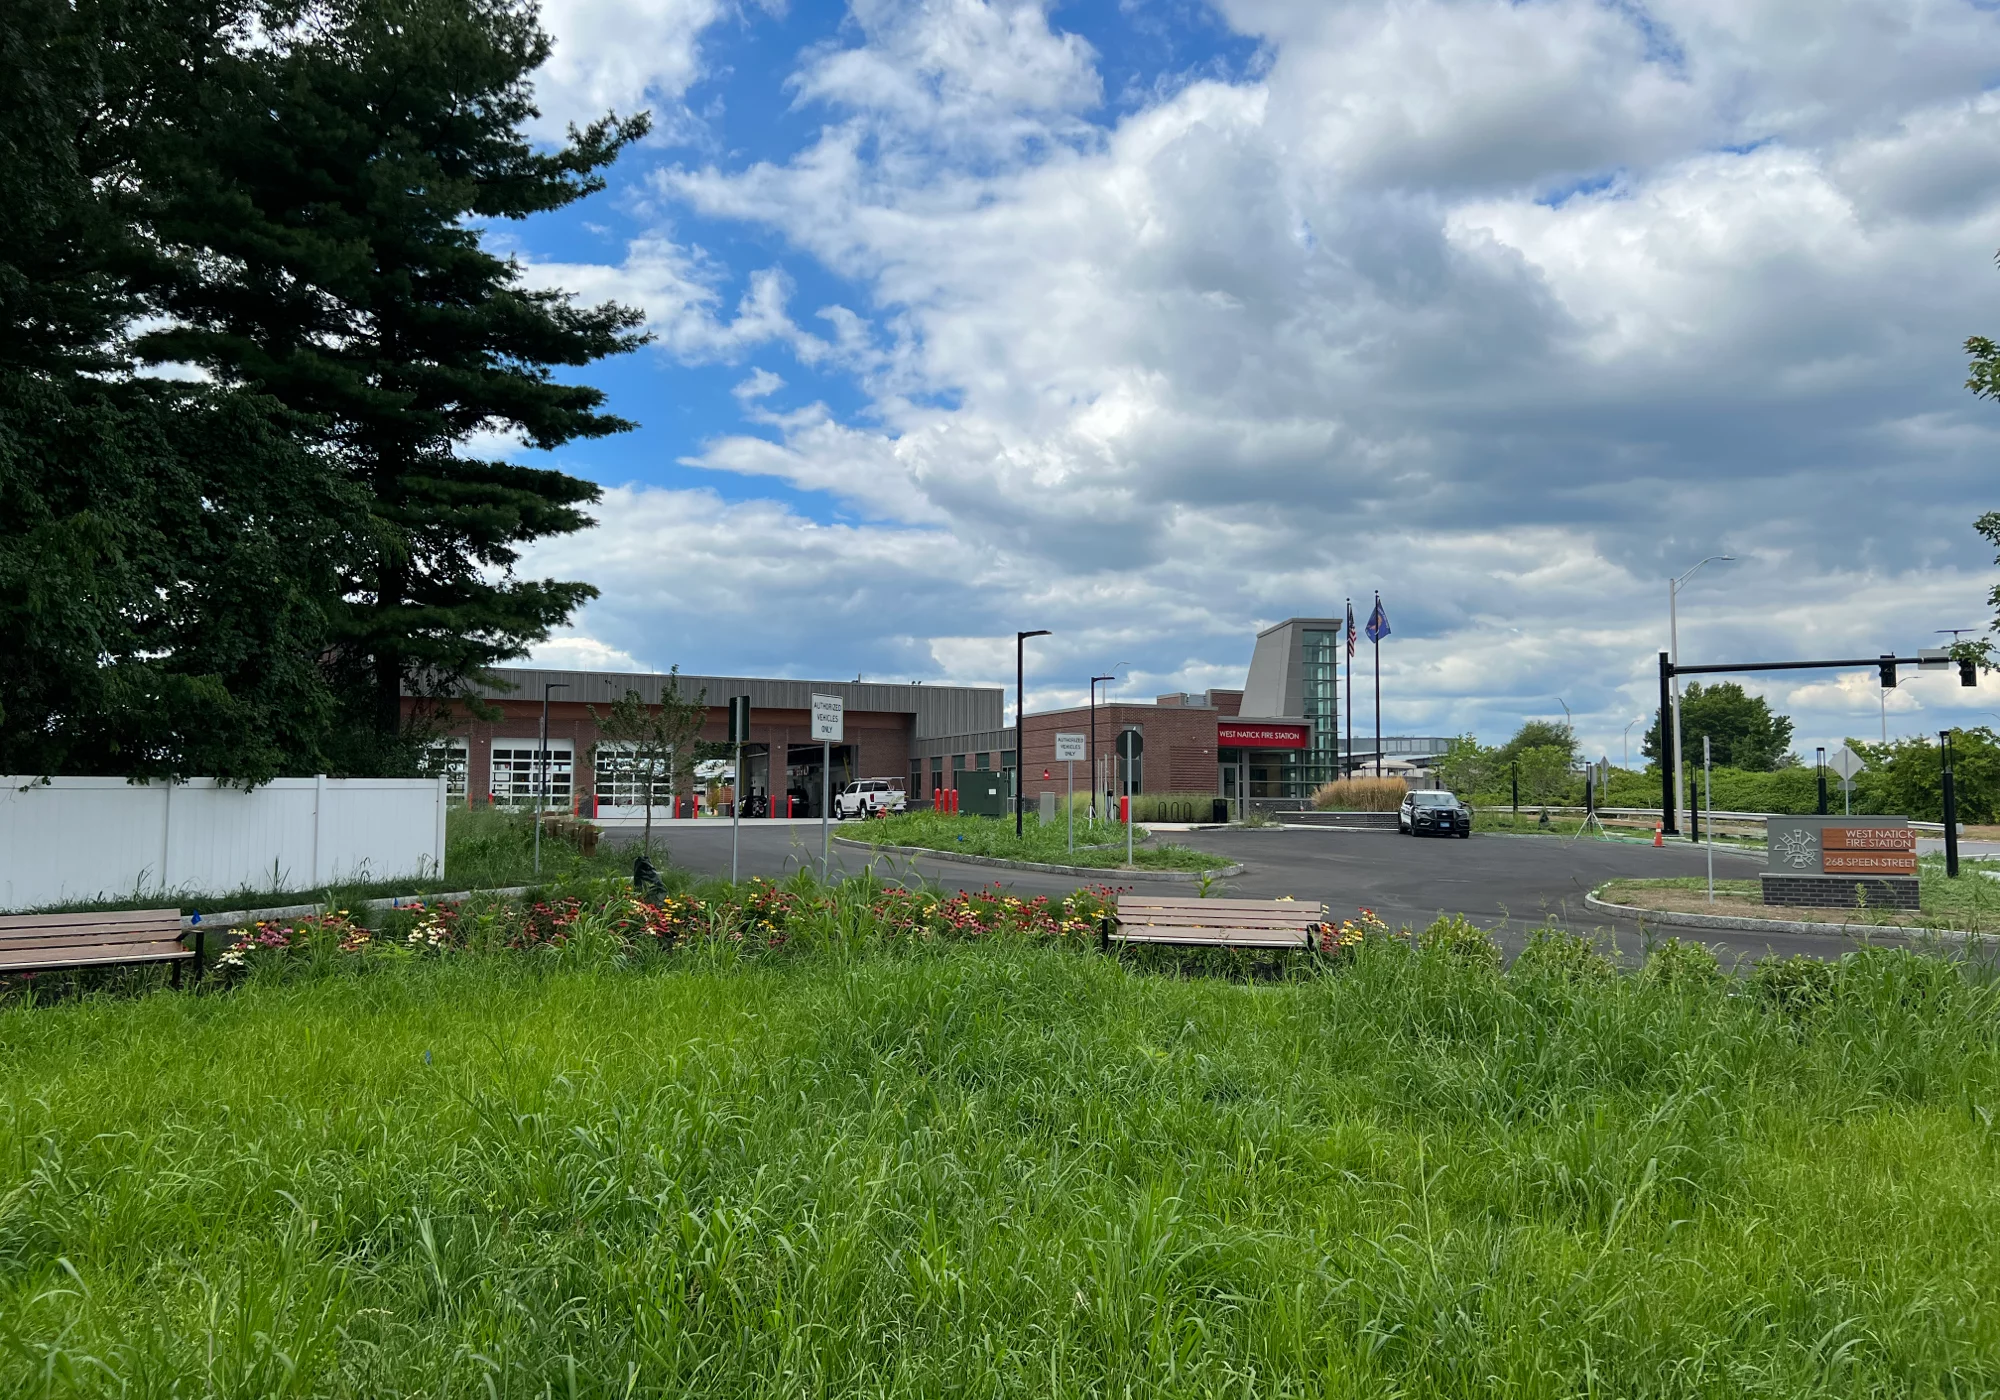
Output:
954,769,1008,819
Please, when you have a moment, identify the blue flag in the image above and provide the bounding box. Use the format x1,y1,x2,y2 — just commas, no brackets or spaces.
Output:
1366,596,1390,643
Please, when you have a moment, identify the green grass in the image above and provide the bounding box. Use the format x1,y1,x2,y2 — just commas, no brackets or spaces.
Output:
844,810,1233,870
5,926,2000,1395
14,806,633,916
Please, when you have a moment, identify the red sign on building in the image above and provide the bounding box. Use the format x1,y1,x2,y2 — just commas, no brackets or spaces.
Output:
1217,721,1310,749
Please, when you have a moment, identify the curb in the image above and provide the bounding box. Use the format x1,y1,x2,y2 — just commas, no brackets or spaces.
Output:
186,885,541,932
1583,890,1996,944
833,838,1244,883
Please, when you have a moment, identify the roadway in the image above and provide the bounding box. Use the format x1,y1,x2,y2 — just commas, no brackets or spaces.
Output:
600,819,1958,964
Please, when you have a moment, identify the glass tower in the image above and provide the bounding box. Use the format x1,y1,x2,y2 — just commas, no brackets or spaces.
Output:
1300,628,1340,794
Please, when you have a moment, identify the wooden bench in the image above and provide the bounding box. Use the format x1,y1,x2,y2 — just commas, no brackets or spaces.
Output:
0,909,204,988
1101,896,1326,952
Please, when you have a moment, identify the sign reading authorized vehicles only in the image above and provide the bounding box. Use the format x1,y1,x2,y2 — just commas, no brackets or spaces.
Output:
810,694,843,743
1054,733,1086,763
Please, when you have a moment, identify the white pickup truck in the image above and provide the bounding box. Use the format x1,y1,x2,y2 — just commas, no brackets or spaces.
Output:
834,778,908,819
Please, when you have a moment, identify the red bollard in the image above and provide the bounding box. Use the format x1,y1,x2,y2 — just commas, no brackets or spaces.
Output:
1119,795,1130,823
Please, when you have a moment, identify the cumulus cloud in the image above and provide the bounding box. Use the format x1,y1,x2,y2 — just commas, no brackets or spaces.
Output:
527,0,731,137
529,0,2000,757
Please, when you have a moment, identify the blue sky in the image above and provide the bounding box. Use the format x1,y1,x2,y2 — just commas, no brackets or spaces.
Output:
486,0,2000,761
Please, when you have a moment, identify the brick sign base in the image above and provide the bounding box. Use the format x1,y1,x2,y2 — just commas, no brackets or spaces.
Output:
1760,873,1920,911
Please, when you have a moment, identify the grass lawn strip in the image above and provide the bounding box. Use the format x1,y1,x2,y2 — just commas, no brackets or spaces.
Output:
840,810,1233,871
5,919,2000,1395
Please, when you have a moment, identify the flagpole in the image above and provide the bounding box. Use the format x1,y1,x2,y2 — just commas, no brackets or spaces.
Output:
1344,597,1353,781
1373,591,1382,778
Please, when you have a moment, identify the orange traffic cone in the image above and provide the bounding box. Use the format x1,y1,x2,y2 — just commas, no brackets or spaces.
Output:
1652,823,1664,848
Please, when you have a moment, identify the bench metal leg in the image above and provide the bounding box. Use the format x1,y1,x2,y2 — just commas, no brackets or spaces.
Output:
171,959,182,990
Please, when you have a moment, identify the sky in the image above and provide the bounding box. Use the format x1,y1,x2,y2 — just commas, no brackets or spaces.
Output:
489,0,2000,764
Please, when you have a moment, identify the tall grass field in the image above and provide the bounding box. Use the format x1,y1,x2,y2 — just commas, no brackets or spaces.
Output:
4,916,2000,1395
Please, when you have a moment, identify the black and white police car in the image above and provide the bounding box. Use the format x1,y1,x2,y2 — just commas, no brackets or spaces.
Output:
1398,789,1471,838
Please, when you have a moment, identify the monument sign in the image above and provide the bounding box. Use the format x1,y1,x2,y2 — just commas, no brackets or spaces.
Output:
1762,815,1917,910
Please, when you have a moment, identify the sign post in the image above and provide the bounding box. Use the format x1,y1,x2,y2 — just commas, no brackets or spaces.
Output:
1827,745,1866,816
1056,733,1085,854
811,694,844,882
727,696,751,882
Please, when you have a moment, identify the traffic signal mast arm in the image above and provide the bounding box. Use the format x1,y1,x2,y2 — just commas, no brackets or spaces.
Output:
1656,650,1978,835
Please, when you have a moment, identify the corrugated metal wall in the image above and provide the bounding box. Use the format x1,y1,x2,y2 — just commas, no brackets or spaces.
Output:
913,726,1017,759
455,668,1003,739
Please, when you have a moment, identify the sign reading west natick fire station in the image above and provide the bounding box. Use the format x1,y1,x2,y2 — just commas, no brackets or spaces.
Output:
1762,816,1918,911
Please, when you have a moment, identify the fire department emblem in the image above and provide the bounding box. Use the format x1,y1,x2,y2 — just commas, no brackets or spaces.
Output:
1774,828,1818,870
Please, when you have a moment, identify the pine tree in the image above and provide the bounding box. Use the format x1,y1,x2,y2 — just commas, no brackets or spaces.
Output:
1,0,364,782
140,0,650,768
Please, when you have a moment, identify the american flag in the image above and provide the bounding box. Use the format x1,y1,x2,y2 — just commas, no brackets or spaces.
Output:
1345,599,1356,659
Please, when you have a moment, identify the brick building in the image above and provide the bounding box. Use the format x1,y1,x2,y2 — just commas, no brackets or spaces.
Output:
410,668,1001,817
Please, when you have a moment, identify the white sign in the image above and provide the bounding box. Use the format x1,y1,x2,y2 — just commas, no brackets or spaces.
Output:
1054,732,1086,762
1828,745,1867,785
1918,648,1950,671
810,693,844,742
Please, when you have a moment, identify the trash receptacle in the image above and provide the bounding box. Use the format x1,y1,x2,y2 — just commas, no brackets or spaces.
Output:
1212,798,1229,825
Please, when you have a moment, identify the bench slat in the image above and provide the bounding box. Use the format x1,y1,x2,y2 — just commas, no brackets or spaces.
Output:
0,942,192,971
1118,898,1315,912
0,928,186,953
1112,929,1312,948
0,910,183,932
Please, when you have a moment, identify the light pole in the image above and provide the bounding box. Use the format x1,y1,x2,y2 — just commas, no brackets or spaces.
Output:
1816,745,1827,816
1622,715,1641,771
1016,630,1051,838
1670,555,1734,841
1089,667,1124,822
533,681,569,876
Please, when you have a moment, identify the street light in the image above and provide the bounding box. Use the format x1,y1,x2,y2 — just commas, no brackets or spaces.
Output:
1090,666,1126,822
1670,555,1734,840
1623,715,1641,771
534,681,569,875
1555,697,1572,734
1016,630,1051,837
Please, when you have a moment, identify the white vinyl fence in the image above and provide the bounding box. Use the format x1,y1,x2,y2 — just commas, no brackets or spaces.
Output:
0,776,449,910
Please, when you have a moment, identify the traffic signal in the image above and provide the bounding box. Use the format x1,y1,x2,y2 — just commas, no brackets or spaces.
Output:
1962,657,1980,687
1879,655,1897,689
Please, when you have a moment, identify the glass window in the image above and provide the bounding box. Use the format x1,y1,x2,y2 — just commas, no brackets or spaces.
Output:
930,756,945,792
424,740,469,800
976,753,990,770
594,742,671,808
952,754,967,772
489,742,572,807
1300,628,1340,795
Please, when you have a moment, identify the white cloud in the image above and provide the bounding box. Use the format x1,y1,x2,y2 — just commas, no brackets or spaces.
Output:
528,0,731,136
529,0,2000,759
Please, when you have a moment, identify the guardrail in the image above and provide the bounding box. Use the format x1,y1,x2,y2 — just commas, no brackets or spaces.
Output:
1480,805,1960,834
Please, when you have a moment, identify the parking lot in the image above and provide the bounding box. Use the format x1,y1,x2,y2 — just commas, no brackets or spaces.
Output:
603,820,1950,964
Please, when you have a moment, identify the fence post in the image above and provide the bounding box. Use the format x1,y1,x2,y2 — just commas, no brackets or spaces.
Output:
313,773,327,886
160,779,173,898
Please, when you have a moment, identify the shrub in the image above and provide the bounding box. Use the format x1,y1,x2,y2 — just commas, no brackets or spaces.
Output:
1312,777,1407,812
1417,913,1501,970
1640,936,1723,991
1512,927,1617,986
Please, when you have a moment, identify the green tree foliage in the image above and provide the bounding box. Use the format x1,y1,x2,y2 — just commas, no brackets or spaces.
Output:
0,0,366,782
0,0,643,782
1496,719,1577,765
141,0,649,766
1434,732,1576,805
1641,682,1794,772
1852,729,2000,825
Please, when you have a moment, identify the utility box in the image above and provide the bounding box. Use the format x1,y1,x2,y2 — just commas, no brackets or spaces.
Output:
1039,790,1057,824
955,769,1007,819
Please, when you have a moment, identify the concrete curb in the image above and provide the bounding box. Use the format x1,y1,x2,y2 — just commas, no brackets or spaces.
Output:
833,838,1243,883
1583,889,1996,944
185,885,541,932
